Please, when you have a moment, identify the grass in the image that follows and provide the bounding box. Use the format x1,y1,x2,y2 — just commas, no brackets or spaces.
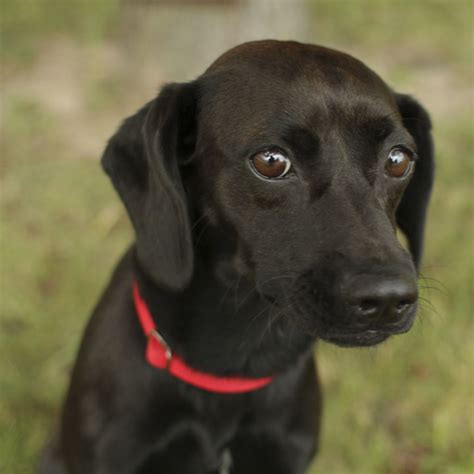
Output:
0,0,120,66
1,1,473,473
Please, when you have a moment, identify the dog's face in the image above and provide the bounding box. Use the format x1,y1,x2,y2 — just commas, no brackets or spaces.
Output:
103,41,434,349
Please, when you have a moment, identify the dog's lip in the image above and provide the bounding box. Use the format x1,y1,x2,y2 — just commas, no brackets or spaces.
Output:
379,319,414,335
321,308,416,345
375,309,417,335
321,330,390,347
321,316,416,347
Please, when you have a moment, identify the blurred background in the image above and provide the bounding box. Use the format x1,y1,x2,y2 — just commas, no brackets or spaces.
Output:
1,1,473,473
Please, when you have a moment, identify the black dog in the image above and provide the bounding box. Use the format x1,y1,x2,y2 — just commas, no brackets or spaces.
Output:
39,40,434,474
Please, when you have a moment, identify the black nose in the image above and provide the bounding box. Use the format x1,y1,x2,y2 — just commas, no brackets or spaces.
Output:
342,274,418,328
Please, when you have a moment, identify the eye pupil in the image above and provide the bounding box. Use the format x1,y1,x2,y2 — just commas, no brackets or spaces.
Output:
251,149,291,179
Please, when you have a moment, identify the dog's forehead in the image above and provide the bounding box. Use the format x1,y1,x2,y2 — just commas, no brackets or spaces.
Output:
199,41,398,153
204,40,392,98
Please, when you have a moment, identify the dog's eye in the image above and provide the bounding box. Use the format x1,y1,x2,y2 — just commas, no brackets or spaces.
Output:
251,149,291,179
385,147,414,178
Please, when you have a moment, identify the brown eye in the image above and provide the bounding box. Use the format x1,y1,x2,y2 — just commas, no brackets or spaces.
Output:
385,147,414,178
251,149,291,179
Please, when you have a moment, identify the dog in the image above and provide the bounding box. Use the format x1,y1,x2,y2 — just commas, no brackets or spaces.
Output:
39,40,434,474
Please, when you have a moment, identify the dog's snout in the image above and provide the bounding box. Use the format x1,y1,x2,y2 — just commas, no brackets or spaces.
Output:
342,273,418,328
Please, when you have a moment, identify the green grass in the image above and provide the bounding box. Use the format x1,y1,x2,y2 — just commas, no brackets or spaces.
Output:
309,0,473,68
1,96,133,472
1,1,473,473
0,0,120,66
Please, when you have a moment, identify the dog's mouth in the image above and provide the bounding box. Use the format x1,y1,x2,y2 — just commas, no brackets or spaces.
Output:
319,314,416,347
259,281,417,348
321,330,390,347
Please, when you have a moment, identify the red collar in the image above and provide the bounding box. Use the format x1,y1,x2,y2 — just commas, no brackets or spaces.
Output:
132,280,274,394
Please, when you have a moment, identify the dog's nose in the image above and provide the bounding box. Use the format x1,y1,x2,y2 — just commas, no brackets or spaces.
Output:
342,274,418,327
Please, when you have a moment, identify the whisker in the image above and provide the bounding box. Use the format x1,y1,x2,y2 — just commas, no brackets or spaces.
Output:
193,221,211,248
234,286,258,313
417,296,441,319
190,213,209,232
238,301,275,351
418,273,449,294
217,277,240,310
234,274,295,313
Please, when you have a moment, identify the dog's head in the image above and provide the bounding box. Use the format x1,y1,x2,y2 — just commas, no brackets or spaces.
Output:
103,40,434,348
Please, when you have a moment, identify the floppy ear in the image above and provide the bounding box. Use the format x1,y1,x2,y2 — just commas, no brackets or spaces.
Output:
101,82,198,290
395,94,435,270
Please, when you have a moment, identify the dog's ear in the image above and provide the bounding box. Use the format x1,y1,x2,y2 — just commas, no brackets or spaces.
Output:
394,94,435,270
101,82,198,290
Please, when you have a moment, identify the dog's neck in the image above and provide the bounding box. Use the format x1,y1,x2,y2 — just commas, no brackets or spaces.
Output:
133,252,313,378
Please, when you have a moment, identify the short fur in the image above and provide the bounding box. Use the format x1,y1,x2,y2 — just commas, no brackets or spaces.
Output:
39,40,434,474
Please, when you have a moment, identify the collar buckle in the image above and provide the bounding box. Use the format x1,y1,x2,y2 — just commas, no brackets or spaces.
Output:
148,328,172,369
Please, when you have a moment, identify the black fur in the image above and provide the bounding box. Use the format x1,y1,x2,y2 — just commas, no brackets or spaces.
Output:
39,40,434,474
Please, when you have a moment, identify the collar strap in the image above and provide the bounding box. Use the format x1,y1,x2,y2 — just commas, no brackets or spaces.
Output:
132,280,274,394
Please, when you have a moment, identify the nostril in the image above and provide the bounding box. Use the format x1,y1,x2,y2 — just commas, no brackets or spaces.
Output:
357,299,379,315
397,301,408,311
396,298,416,313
